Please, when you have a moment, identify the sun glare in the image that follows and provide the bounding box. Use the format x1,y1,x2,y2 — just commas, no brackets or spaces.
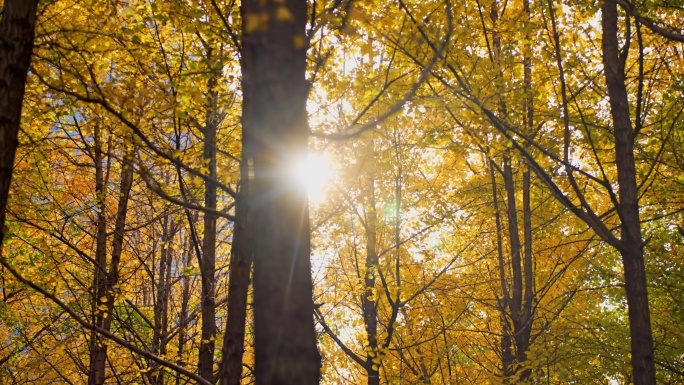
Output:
293,152,334,204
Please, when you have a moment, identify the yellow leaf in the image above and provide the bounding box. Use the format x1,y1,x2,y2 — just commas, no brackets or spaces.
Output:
275,6,293,22
245,13,269,33
293,35,306,49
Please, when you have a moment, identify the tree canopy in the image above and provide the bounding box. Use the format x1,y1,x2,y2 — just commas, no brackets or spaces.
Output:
0,0,683,384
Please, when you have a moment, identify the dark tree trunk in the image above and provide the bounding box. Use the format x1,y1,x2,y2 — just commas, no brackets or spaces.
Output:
363,175,380,385
218,171,253,385
502,155,534,378
0,0,38,247
489,160,514,380
151,211,175,385
198,51,220,383
502,157,523,323
601,1,656,384
240,0,321,384
518,167,533,381
88,145,134,385
88,124,109,385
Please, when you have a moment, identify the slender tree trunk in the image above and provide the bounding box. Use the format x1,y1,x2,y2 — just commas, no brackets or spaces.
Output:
502,154,535,379
89,147,134,385
176,239,192,385
503,156,523,321
519,0,535,376
489,159,514,380
89,124,109,385
218,169,253,385
152,212,175,385
363,174,380,385
240,0,321,384
518,167,533,381
0,0,38,247
601,1,655,384
198,50,220,382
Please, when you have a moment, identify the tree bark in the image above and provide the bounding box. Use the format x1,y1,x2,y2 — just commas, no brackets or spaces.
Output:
218,171,253,385
198,49,220,383
0,0,38,248
601,1,656,384
240,0,321,384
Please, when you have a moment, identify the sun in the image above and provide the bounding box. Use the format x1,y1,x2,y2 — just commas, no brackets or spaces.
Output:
292,152,335,204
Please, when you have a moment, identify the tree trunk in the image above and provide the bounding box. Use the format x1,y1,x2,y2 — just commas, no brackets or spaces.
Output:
601,1,656,384
518,167,533,381
218,170,253,385
0,0,38,247
88,124,110,385
363,174,380,385
152,211,175,385
489,159,514,380
198,50,220,383
502,156,523,321
520,0,535,376
176,238,192,385
240,0,321,384
88,144,134,385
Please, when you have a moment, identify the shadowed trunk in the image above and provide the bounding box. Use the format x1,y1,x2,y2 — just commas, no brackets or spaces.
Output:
218,170,253,385
489,159,514,380
240,0,321,384
601,1,655,383
198,48,220,383
0,0,38,247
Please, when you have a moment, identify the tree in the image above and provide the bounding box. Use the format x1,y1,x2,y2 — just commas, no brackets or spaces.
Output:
237,0,321,384
1,0,683,384
0,0,38,247
386,0,683,382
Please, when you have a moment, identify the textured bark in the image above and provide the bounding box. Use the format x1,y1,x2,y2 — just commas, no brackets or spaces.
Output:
240,0,321,384
0,0,38,248
218,171,253,385
601,1,656,384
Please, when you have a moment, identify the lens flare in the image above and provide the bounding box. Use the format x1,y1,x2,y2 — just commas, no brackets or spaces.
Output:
292,153,334,204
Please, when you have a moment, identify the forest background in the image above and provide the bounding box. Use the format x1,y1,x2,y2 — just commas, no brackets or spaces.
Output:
0,0,683,384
